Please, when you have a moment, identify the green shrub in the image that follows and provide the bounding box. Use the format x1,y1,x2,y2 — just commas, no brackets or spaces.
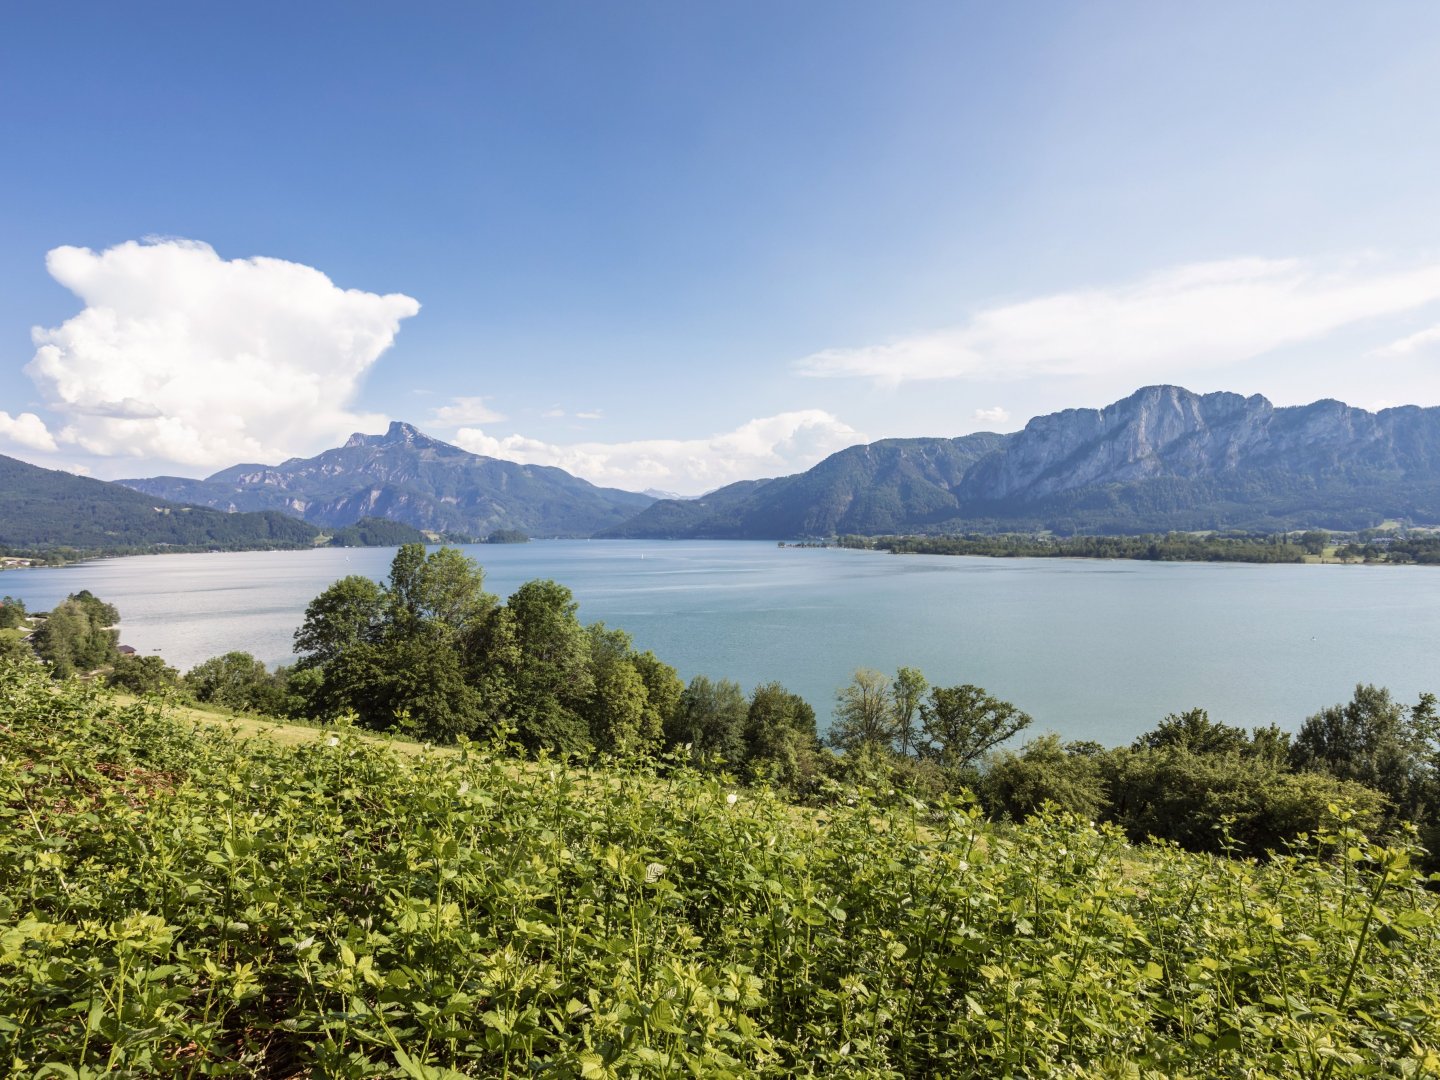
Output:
979,732,1108,821
1103,746,1388,855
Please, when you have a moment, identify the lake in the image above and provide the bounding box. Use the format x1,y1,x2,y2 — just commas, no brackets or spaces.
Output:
7,541,1439,745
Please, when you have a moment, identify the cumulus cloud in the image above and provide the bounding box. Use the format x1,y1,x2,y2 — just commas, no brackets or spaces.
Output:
0,411,57,452
25,238,419,468
452,410,861,493
430,396,506,426
971,406,1010,427
796,257,1440,384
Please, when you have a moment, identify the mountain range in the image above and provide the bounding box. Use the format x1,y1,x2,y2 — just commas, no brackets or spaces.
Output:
9,385,1440,553
601,386,1440,537
120,421,655,539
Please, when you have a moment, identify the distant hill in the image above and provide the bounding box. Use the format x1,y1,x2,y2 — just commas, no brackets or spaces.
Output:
0,453,321,552
122,421,654,538
602,386,1440,538
325,517,427,547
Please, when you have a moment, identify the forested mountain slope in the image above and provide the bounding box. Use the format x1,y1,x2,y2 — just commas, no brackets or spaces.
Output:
0,453,319,551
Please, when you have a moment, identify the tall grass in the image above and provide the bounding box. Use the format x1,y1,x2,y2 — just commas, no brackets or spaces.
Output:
2,663,1437,1077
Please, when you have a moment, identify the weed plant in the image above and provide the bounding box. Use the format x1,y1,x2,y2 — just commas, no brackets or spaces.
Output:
2,663,1438,1077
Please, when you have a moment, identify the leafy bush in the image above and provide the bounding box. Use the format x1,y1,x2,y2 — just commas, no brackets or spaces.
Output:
1102,746,1388,855
106,653,181,695
979,733,1108,821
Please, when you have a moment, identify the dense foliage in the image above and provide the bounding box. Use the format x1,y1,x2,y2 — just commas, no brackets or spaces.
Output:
844,532,1309,563
327,518,428,548
0,598,26,631
290,546,819,783
2,664,1439,1077
29,590,121,679
1339,534,1440,564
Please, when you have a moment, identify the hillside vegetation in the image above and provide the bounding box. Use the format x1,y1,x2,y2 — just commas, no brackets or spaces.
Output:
3,664,1439,1078
0,453,319,556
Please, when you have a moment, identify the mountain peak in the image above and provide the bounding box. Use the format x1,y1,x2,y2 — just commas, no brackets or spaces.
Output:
344,421,437,449
383,420,423,444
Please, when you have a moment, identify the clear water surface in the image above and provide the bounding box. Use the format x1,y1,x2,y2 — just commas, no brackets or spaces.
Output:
8,540,1439,745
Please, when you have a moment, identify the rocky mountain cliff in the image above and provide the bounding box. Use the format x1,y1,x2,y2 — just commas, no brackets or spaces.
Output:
121,422,654,538
604,386,1440,538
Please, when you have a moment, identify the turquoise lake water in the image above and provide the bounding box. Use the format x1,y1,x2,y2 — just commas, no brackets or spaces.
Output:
7,540,1439,744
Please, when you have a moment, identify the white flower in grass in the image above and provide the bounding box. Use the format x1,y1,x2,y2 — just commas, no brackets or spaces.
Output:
325,735,340,747
726,792,739,806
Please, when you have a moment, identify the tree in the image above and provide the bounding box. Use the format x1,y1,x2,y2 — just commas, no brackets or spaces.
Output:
918,684,1031,772
743,682,820,788
892,666,928,756
1299,530,1329,556
185,652,276,712
0,596,26,630
582,624,657,754
668,675,749,762
107,654,181,695
386,543,496,641
293,546,500,740
31,592,120,678
1291,683,1437,825
294,575,387,670
0,632,32,667
499,579,594,754
828,668,896,752
1133,708,1248,756
632,650,684,751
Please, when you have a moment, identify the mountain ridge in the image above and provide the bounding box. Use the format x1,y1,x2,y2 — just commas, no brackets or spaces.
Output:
121,421,654,538
0,453,322,552
603,386,1440,538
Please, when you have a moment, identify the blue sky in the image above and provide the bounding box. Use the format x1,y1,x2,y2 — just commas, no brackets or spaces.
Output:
3,2,1440,491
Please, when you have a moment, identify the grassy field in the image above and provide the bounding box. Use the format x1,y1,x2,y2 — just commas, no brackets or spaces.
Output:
3,665,1439,1078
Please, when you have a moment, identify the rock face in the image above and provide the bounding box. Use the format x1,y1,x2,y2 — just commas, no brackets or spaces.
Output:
605,386,1440,538
121,422,654,538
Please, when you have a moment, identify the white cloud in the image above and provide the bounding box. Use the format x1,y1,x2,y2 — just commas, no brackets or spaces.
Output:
541,407,566,418
971,406,1010,427
430,395,506,426
453,410,861,493
1372,323,1440,358
0,411,57,452
25,238,419,469
796,257,1440,384
575,410,603,420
